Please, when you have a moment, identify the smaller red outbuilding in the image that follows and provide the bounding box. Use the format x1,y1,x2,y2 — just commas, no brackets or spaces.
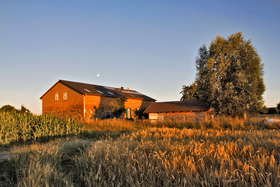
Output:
144,100,212,123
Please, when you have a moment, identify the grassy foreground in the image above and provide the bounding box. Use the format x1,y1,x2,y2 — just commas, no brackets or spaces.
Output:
1,112,280,186
2,128,279,186
2,111,280,147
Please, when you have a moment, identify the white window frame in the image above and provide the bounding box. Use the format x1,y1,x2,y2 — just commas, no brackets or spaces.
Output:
55,93,59,101
63,92,67,100
149,113,158,120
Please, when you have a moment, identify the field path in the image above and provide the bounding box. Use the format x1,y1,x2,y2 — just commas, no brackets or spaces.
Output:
0,149,13,186
0,151,11,162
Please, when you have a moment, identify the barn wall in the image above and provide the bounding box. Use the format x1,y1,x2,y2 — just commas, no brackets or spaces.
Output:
84,96,118,120
41,82,84,119
41,82,154,120
84,95,102,119
125,99,154,118
164,112,208,122
84,96,154,120
85,95,101,109
149,111,209,123
125,98,142,109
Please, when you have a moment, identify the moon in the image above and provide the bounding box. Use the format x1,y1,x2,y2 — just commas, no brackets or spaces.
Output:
97,74,100,77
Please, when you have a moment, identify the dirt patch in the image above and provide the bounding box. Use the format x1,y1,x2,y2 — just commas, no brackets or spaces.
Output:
0,150,13,186
0,152,11,163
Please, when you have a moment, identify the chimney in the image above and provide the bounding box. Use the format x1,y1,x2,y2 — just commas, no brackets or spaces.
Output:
127,86,130,91
121,86,124,90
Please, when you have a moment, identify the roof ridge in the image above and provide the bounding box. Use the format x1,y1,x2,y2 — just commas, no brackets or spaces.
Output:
154,100,202,103
40,80,156,101
59,79,137,91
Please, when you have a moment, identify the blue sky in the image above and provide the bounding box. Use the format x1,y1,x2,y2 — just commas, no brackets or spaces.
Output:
1,0,279,114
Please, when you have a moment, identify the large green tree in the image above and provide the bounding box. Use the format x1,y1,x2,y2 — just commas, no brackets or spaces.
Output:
183,32,265,117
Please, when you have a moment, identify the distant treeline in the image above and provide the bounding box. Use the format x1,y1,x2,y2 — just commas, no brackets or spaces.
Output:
0,105,31,114
267,107,279,114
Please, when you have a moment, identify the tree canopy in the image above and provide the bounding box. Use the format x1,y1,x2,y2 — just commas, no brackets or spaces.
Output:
0,105,31,114
182,32,265,117
180,82,199,101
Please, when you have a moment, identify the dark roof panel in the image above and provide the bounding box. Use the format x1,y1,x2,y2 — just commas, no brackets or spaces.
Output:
41,80,156,101
144,100,210,113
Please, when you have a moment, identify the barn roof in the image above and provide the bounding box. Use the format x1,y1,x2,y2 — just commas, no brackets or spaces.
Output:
144,100,210,113
40,80,156,101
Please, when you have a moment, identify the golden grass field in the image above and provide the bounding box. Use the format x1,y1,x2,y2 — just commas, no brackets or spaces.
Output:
0,112,280,186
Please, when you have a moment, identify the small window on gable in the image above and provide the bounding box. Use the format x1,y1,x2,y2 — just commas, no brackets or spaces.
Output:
63,92,67,100
55,93,59,101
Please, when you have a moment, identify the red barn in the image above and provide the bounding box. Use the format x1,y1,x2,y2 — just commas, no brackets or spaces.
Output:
40,80,156,120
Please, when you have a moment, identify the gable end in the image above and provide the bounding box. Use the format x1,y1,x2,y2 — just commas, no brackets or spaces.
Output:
40,80,83,99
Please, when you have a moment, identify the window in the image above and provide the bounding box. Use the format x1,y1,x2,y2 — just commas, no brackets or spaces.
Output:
55,93,59,101
63,92,67,100
149,113,159,120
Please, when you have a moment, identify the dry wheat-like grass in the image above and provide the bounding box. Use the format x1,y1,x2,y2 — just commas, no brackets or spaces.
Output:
1,111,280,146
81,119,149,132
6,128,280,187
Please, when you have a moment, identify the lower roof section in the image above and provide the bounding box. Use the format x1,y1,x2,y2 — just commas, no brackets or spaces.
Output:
144,100,210,113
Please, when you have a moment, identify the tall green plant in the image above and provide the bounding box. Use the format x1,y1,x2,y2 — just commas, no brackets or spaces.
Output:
0,112,82,145
112,97,127,118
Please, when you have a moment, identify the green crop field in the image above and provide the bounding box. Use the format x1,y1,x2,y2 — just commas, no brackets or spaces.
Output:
0,112,279,186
